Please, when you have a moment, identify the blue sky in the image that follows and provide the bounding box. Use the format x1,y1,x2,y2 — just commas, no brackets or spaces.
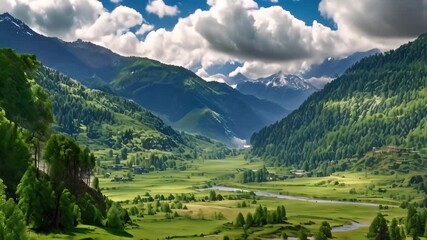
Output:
102,0,336,33
2,0,426,81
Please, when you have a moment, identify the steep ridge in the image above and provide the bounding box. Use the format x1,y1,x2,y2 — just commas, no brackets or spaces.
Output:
251,35,427,168
0,13,287,145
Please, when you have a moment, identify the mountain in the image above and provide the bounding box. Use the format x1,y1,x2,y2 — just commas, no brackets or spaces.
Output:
234,50,379,110
302,49,380,79
35,64,230,158
236,72,318,110
0,13,287,146
110,60,287,144
251,34,427,170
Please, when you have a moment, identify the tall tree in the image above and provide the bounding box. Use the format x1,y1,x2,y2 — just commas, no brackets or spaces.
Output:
16,166,55,229
389,218,402,240
0,179,27,240
235,212,245,227
0,112,31,196
368,213,390,240
107,203,123,229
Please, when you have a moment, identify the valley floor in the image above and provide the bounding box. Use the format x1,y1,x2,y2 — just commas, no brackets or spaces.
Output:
30,156,426,240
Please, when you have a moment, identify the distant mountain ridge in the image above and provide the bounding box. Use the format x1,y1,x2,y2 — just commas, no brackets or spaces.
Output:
302,49,381,79
236,72,317,110
0,13,287,146
232,50,378,110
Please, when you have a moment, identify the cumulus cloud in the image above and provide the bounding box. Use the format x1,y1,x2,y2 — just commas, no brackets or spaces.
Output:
319,0,427,49
146,0,179,18
110,0,122,3
1,0,426,84
75,6,143,40
136,24,155,35
1,0,104,40
139,0,356,78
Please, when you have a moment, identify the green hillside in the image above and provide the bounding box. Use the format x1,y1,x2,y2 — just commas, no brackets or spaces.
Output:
0,14,288,145
35,65,226,158
251,34,427,170
111,58,287,144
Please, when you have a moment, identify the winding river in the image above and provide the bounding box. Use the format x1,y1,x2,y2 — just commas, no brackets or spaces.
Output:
202,185,379,207
199,185,373,238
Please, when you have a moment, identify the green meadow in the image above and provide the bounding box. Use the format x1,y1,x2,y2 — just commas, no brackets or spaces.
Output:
29,155,426,239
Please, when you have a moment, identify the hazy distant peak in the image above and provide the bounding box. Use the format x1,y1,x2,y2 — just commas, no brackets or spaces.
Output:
257,72,316,90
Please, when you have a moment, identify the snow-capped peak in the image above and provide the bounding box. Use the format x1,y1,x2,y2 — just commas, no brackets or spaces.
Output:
258,71,315,90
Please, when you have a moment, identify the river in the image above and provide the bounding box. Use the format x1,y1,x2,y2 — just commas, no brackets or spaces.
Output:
201,185,379,207
199,185,372,238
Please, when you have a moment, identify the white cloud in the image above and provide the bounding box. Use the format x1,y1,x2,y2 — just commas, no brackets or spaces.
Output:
139,0,355,79
305,76,334,89
319,0,427,50
271,0,279,3
0,0,104,40
75,6,143,40
136,24,155,35
196,68,227,83
1,0,426,85
110,0,122,3
146,0,179,18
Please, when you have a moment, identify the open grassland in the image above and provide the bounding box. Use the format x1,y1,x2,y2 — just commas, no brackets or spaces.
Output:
32,155,424,239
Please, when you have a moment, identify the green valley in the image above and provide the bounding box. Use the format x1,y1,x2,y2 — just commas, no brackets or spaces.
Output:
0,4,426,240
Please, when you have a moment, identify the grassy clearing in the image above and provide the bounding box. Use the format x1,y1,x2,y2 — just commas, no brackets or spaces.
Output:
32,155,423,239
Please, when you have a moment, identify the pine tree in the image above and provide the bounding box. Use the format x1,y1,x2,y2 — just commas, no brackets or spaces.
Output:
281,205,287,220
245,212,254,228
235,212,245,227
368,213,390,240
389,218,402,240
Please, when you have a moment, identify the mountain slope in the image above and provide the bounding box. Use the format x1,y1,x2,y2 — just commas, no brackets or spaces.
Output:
237,72,318,110
111,60,287,142
251,35,427,168
35,66,190,151
34,65,228,157
302,49,380,79
0,13,287,145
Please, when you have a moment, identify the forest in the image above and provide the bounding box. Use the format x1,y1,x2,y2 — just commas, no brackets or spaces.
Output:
251,34,427,171
0,49,130,238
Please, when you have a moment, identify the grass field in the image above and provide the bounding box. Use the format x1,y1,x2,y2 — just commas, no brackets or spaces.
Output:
31,155,425,239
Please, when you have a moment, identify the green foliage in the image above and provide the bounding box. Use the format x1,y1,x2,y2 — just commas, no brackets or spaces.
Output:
298,229,308,240
235,212,245,227
237,166,269,183
0,180,27,240
317,221,332,239
281,231,288,240
245,212,254,228
368,213,390,240
92,177,100,191
59,189,77,230
251,35,427,170
44,134,81,192
16,166,55,229
35,67,186,151
107,203,123,229
389,218,402,240
0,111,30,196
77,193,102,226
